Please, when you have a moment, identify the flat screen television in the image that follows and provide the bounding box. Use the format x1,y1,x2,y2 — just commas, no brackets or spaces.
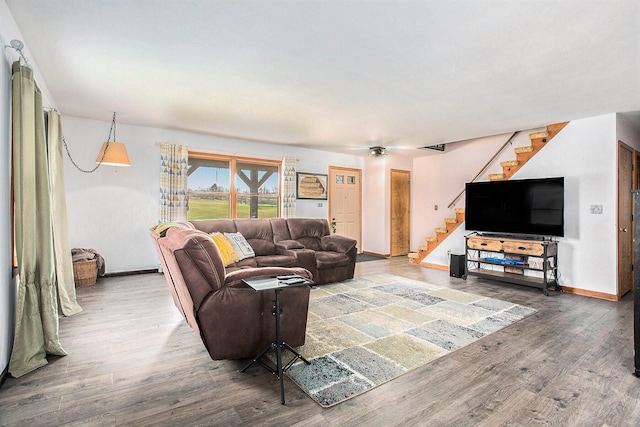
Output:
465,177,564,237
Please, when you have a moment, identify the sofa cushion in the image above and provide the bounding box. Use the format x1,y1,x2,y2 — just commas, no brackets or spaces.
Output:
276,239,305,250
315,251,352,269
255,254,298,268
209,232,239,266
286,218,329,251
270,217,291,241
235,219,277,256
224,232,256,260
229,257,258,269
191,219,237,234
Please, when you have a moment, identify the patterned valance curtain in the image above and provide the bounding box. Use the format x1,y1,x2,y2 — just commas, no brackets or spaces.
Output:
282,157,297,218
159,143,189,223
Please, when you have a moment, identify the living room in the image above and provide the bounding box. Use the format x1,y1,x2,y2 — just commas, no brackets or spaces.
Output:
1,1,640,424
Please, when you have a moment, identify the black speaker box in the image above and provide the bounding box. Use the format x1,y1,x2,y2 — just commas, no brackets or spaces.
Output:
450,254,465,278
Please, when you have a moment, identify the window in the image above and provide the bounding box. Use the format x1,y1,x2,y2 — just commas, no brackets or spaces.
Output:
235,161,279,218
187,152,280,220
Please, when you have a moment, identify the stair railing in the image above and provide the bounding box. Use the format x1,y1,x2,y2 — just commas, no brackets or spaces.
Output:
447,131,520,209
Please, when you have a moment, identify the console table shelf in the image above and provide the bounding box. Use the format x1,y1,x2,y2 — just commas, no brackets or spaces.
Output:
464,234,560,295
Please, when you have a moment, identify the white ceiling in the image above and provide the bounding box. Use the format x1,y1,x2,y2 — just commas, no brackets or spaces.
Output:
5,0,640,157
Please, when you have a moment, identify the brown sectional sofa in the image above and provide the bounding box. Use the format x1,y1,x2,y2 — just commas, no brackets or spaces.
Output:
189,217,357,285
152,226,312,360
150,217,356,361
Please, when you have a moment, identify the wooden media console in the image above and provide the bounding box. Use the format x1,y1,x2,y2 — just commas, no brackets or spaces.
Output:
464,234,560,295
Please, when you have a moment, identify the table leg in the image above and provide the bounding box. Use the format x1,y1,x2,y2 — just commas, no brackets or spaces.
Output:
274,289,285,404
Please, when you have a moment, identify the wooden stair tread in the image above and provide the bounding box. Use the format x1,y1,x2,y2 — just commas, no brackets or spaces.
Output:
546,122,569,136
425,236,438,242
501,160,519,167
529,130,549,140
514,146,534,154
488,173,506,181
444,217,457,224
408,253,420,259
498,121,568,182
454,208,465,214
417,245,428,251
434,227,448,234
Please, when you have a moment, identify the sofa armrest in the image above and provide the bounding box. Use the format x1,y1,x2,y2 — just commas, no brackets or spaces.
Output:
224,266,313,287
321,234,357,253
276,240,306,250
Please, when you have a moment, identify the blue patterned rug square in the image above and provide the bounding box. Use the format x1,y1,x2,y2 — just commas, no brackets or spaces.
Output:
282,274,537,407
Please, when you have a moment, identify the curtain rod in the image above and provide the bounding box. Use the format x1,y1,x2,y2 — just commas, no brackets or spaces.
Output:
5,38,57,110
154,143,298,162
4,39,30,68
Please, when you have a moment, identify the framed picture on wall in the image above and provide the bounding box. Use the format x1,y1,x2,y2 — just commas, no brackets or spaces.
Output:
296,172,328,200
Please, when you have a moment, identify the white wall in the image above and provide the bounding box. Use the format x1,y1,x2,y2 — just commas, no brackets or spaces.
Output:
512,115,618,295
412,130,543,257
0,38,14,375
61,116,364,273
417,114,620,296
362,153,412,255
362,155,387,254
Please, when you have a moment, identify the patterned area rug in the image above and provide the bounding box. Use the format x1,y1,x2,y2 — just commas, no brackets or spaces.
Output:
283,274,536,407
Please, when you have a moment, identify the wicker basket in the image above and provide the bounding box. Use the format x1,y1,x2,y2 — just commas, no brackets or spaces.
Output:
73,259,98,286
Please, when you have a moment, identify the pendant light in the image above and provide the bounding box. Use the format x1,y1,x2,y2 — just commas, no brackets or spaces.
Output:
95,112,131,167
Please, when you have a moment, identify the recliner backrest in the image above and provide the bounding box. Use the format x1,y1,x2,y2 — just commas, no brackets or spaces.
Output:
286,218,330,251
270,217,291,242
163,228,226,308
235,219,277,255
190,219,237,234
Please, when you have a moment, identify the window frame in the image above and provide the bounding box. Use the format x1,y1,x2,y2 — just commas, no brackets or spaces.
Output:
187,151,282,219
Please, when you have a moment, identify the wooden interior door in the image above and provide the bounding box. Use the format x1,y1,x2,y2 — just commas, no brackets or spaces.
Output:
329,167,362,253
390,169,410,256
636,152,640,189
618,141,633,298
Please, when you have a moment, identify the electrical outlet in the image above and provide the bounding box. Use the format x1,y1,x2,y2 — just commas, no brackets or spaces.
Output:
434,205,438,211
447,250,451,256
590,204,603,214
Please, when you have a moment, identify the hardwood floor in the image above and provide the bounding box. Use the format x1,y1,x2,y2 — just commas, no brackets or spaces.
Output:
1,257,639,426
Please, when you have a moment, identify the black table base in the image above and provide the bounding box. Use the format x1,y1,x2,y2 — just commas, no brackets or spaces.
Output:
241,287,311,404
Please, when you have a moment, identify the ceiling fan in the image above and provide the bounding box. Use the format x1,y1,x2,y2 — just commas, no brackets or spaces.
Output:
368,146,387,157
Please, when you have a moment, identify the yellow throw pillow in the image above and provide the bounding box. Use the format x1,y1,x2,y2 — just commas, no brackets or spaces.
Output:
209,232,239,266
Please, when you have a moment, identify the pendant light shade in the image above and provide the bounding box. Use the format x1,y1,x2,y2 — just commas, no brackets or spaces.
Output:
95,141,131,166
94,112,131,167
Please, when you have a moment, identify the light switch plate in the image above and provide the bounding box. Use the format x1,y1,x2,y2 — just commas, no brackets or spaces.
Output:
590,204,603,214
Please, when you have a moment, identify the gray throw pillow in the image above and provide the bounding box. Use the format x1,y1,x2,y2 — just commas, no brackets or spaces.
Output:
224,232,256,260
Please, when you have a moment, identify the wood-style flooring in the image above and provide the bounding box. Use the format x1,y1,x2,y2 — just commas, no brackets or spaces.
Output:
1,257,639,426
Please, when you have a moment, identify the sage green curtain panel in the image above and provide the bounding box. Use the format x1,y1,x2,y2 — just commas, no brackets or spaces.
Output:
9,62,68,377
47,111,82,317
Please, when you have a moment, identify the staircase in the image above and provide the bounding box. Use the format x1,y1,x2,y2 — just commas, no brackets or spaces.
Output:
408,208,465,264
487,122,568,181
408,122,568,266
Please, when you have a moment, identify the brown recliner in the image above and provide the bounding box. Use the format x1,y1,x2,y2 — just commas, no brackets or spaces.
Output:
279,218,357,285
152,227,312,360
